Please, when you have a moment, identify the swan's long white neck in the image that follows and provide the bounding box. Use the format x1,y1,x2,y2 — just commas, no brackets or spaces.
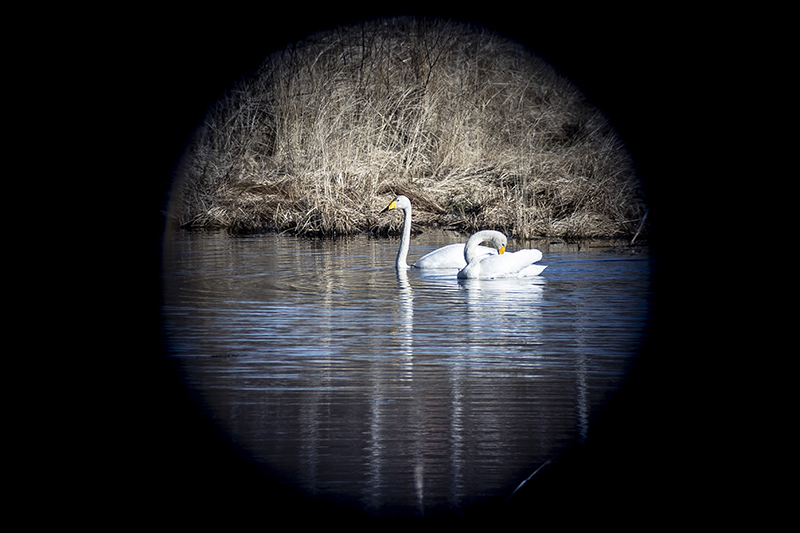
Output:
396,204,412,269
464,230,503,264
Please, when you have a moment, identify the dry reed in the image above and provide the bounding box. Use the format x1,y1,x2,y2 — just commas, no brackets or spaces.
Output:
169,17,646,240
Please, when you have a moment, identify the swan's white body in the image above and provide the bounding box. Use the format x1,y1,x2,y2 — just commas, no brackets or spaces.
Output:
381,195,498,269
457,230,546,279
414,242,499,269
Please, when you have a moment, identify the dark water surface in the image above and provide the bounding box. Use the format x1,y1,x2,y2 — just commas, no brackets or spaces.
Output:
161,229,651,517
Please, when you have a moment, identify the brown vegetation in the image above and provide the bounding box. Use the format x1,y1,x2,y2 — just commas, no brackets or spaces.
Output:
169,17,646,240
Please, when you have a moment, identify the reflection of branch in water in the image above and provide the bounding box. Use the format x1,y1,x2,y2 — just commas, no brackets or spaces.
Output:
504,455,557,504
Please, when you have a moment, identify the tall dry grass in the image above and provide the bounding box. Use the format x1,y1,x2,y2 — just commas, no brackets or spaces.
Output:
169,17,646,239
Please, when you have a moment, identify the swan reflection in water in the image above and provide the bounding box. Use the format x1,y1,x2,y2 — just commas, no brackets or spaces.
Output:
386,262,570,515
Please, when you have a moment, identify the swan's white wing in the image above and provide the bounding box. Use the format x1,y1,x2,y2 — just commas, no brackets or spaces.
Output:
512,248,543,264
413,243,464,268
517,263,547,277
459,249,544,279
414,244,497,269
473,254,529,279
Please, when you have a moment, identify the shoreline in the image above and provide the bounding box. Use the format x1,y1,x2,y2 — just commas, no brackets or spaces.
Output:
166,226,650,251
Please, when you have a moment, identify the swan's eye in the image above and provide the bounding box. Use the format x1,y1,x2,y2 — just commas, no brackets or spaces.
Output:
498,246,506,254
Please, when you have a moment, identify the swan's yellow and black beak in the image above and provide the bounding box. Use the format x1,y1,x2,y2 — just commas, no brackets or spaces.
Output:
498,245,506,254
381,199,397,213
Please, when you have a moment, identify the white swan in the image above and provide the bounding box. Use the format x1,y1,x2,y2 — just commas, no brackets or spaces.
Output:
457,230,547,279
381,195,500,269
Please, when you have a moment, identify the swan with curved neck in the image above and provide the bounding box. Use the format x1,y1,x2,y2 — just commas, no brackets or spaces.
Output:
381,195,500,269
457,230,546,279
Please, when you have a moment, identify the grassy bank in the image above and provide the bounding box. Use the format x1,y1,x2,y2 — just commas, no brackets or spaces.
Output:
169,17,646,240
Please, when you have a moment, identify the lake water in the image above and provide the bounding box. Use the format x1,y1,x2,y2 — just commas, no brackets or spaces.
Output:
161,229,651,518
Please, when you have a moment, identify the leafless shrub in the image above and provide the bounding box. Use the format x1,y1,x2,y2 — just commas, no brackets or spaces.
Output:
170,17,646,239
